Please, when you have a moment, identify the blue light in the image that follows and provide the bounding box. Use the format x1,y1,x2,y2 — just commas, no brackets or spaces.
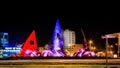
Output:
4,47,21,50
0,32,9,47
52,19,65,57
52,19,64,50
1,46,21,58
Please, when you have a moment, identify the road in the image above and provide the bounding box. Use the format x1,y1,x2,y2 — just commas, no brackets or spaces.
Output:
0,59,120,65
0,65,120,68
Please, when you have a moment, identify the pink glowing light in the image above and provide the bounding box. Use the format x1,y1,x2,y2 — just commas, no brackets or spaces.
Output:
41,50,54,57
101,35,116,39
73,48,96,57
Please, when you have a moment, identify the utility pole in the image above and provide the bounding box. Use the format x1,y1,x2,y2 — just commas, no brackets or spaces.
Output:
106,36,108,68
118,34,120,58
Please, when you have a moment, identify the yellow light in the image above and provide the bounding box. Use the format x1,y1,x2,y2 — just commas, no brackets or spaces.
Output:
113,54,117,58
89,40,93,44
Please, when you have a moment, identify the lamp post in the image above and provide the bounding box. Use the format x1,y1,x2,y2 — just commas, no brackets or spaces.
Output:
102,35,108,67
118,34,120,58
105,36,108,67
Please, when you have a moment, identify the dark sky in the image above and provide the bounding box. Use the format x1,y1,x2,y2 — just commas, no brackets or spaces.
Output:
0,16,117,48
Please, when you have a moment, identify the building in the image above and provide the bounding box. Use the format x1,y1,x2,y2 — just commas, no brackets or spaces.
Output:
0,32,21,58
0,32,9,48
63,29,76,50
67,44,83,56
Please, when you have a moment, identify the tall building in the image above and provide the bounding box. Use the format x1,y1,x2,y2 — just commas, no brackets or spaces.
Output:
63,29,76,50
0,32,9,48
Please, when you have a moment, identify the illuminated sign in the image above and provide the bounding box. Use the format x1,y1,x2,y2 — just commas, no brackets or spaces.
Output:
101,35,116,39
5,47,21,50
1,47,21,54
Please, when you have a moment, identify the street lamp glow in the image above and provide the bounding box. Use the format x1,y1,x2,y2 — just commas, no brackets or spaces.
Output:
89,40,93,51
89,40,93,44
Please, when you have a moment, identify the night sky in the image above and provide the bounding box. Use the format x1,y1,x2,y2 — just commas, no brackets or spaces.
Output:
0,16,117,49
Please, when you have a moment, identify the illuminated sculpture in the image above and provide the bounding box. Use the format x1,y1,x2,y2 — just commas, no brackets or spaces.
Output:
52,19,66,57
73,48,96,57
73,29,96,57
18,30,40,57
40,44,54,57
41,50,54,57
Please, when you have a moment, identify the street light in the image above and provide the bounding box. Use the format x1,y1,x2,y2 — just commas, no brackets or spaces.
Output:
93,46,96,51
105,36,108,67
101,35,109,67
89,40,93,51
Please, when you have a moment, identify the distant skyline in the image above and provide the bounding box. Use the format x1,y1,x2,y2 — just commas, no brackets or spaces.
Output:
0,16,117,49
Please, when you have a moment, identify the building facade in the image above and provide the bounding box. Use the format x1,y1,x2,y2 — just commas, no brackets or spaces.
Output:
0,32,9,48
67,44,83,56
63,29,76,50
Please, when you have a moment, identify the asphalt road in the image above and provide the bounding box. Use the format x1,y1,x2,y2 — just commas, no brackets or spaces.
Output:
0,65,120,68
0,59,120,65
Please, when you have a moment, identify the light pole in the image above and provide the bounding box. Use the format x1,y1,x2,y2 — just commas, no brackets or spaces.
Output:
118,34,120,58
105,36,108,67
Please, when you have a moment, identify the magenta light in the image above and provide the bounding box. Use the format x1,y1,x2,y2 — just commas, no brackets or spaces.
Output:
82,51,96,57
101,35,116,39
73,48,96,57
52,50,66,57
24,49,40,57
41,50,54,57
